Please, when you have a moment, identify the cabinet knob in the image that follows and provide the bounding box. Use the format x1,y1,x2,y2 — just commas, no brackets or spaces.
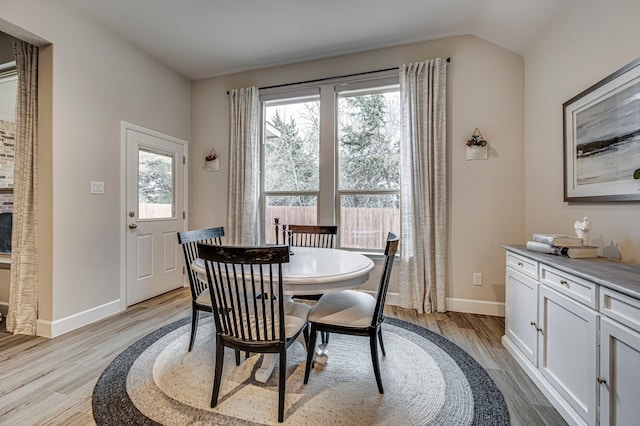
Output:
560,279,568,286
597,377,608,385
517,262,523,267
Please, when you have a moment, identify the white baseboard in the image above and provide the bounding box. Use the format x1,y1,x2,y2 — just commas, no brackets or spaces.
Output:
37,299,122,338
446,297,505,317
385,292,398,306
362,292,502,316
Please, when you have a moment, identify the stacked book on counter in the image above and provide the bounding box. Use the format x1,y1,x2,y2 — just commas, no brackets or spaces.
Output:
525,234,599,259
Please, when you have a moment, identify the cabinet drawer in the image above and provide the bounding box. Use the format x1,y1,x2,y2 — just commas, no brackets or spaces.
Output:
600,288,640,334
506,252,538,280
540,265,597,309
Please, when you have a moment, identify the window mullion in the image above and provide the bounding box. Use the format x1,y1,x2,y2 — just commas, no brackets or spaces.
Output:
317,84,336,226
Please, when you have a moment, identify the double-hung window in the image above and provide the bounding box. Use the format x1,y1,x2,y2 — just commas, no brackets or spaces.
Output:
261,75,400,251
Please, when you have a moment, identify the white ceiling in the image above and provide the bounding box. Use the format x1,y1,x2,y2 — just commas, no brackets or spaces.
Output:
59,0,569,80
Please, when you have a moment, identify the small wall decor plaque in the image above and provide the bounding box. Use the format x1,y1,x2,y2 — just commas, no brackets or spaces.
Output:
466,128,488,160
205,148,220,172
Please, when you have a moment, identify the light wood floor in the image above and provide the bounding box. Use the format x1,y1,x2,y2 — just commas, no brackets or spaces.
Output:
0,288,566,425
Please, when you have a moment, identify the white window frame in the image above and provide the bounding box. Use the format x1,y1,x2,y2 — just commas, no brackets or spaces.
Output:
259,72,400,251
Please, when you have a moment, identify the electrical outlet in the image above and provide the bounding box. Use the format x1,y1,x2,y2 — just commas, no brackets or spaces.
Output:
473,273,483,286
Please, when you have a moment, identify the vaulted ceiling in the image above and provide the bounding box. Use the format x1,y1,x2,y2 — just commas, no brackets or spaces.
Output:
60,0,569,80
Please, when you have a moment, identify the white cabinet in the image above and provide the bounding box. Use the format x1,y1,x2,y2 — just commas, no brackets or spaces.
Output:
505,266,539,365
503,246,640,426
598,289,640,426
504,251,594,425
538,286,597,424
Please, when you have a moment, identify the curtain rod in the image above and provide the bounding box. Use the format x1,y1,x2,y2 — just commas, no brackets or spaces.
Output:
227,57,451,94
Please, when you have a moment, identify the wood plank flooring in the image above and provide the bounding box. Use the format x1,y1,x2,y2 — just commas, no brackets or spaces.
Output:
0,288,566,425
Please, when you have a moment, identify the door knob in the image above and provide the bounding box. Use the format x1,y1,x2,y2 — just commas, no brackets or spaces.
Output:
129,223,138,230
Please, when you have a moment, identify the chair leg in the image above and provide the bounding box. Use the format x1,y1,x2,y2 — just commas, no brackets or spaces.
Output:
369,332,384,394
321,331,330,345
189,305,199,352
303,324,310,348
278,349,287,422
235,350,241,366
303,325,318,384
378,328,386,357
211,339,225,408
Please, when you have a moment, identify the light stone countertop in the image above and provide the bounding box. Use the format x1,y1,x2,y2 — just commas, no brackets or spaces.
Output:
503,244,640,301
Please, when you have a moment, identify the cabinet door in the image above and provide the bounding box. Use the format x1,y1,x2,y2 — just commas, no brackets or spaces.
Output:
506,268,539,366
599,317,640,426
539,286,597,425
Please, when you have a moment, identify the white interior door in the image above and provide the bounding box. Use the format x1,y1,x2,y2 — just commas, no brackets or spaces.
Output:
125,126,186,306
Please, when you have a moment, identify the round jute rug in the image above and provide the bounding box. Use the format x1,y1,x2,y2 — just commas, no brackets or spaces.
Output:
92,317,509,425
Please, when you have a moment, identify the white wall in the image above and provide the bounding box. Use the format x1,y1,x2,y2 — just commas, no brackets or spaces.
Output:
0,0,191,334
524,0,640,264
192,35,524,313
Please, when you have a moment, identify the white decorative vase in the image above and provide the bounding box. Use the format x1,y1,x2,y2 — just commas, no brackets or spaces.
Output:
206,158,220,172
466,145,488,160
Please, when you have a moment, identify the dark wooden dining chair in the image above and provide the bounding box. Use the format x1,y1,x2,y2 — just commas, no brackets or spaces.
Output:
198,243,310,423
284,224,338,344
177,227,225,352
285,224,338,248
303,232,399,394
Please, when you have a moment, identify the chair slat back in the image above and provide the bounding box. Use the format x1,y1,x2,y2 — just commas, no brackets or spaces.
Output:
287,225,337,248
372,232,399,327
198,244,290,344
178,227,225,300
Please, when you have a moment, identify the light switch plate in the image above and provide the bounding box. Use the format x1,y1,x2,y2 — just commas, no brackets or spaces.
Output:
91,181,105,194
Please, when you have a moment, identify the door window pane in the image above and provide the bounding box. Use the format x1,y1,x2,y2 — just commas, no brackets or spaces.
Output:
265,195,317,244
138,148,174,219
340,194,399,250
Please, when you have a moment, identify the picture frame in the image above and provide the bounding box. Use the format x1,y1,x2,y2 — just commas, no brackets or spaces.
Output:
563,57,640,202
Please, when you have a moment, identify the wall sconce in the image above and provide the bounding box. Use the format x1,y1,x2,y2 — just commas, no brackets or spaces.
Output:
465,127,488,160
205,148,220,172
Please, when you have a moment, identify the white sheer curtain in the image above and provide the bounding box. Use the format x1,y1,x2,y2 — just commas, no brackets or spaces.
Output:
227,87,260,246
7,41,39,335
398,58,447,314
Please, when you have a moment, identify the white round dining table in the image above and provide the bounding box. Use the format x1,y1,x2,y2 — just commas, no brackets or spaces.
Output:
191,246,375,382
191,246,374,295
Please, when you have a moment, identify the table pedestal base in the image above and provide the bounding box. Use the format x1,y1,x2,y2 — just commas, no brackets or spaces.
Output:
254,339,329,383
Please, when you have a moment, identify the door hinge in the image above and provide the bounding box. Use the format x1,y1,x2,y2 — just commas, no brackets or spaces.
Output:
183,211,186,220
183,156,186,165
182,266,185,275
